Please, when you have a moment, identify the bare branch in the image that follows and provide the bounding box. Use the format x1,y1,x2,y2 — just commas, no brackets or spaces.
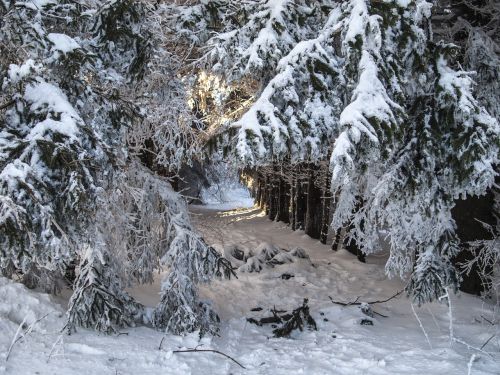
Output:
172,348,246,369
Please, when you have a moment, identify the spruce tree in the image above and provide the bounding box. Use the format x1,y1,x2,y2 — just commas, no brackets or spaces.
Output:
0,0,111,293
1,0,231,334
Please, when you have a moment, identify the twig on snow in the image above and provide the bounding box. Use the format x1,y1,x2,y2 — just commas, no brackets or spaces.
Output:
467,354,477,375
6,316,28,361
328,291,402,317
6,313,50,361
47,334,64,363
328,290,403,307
480,315,495,326
480,334,496,350
371,310,388,318
173,348,246,369
453,337,493,358
411,303,432,349
158,336,165,350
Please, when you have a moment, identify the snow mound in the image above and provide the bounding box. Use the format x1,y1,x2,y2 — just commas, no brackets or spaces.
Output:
238,243,310,273
223,244,247,266
0,277,64,351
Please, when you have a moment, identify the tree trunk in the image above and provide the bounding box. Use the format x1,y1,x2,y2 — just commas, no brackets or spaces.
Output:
452,189,496,295
290,176,297,230
255,178,262,206
277,176,290,223
295,169,307,231
320,168,331,244
268,170,279,221
305,166,322,239
264,174,270,216
331,228,342,251
259,175,267,209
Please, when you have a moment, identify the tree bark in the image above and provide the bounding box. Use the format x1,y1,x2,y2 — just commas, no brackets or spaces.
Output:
264,174,270,216
295,167,307,231
290,176,297,230
452,189,496,295
331,228,342,251
305,166,322,239
320,168,331,244
268,169,278,221
277,176,290,223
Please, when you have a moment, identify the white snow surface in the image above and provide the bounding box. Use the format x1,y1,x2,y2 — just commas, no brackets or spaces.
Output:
1,207,499,374
198,182,254,211
47,33,81,55
24,81,81,141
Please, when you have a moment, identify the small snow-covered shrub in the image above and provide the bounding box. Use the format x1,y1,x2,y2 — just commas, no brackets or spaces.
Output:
290,247,310,260
254,243,281,262
239,257,266,273
223,244,247,264
268,252,295,266
238,243,310,273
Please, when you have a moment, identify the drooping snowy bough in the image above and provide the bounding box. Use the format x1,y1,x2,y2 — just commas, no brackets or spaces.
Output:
67,165,226,335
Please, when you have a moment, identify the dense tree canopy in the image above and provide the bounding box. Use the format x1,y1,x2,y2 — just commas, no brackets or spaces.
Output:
0,0,498,336
177,0,499,303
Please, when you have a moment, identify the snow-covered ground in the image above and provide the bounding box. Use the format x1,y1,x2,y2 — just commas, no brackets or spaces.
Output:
1,204,499,374
199,182,254,210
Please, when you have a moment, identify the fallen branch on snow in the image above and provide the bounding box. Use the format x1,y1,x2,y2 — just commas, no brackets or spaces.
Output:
480,334,496,350
247,299,317,338
452,337,493,358
6,313,50,361
0,99,15,111
328,290,403,306
480,315,496,326
173,348,246,369
328,290,403,318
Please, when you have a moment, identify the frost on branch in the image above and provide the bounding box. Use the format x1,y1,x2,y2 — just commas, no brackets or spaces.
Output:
0,77,98,292
203,0,319,82
92,163,230,335
462,189,500,300
328,1,499,303
145,168,225,335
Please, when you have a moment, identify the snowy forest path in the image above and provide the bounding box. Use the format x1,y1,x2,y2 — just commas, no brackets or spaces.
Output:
186,205,500,375
1,206,498,375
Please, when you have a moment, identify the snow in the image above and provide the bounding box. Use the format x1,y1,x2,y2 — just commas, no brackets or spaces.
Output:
338,51,399,143
0,278,64,336
28,118,79,141
344,0,370,47
239,0,294,73
198,180,254,210
47,33,81,56
24,81,81,140
0,161,30,192
15,0,56,11
24,81,80,121
4,60,40,87
1,204,499,374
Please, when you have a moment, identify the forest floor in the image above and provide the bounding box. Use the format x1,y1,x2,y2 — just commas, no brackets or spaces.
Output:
1,201,499,374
